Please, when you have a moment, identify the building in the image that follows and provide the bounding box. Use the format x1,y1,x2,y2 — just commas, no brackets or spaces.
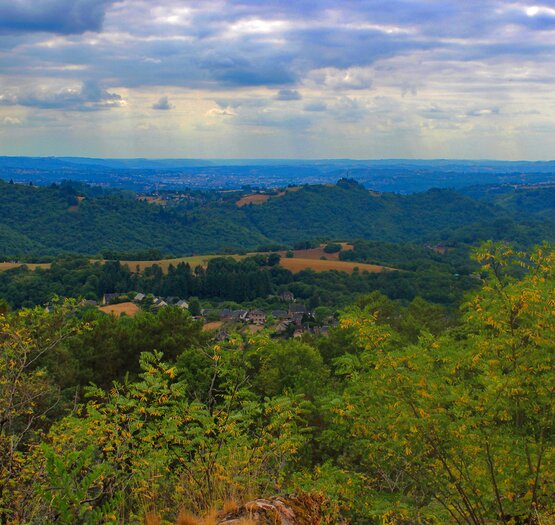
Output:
102,293,120,305
231,309,248,321
279,290,294,302
152,297,168,308
271,309,289,320
288,304,307,316
220,309,248,322
249,309,267,325
220,308,233,321
176,299,189,309
134,293,145,303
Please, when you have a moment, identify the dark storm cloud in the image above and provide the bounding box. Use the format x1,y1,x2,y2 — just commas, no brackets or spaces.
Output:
4,0,555,91
0,0,116,34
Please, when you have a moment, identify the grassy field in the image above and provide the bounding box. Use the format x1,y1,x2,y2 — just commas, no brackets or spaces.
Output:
235,186,303,207
98,302,140,317
280,257,389,274
0,244,391,276
277,243,353,261
236,194,271,206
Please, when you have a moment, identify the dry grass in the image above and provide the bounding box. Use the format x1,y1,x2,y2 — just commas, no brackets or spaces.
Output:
203,321,224,332
278,242,354,261
144,511,161,525
236,186,304,207
236,194,270,207
201,510,218,525
175,511,201,525
0,262,51,272
222,499,239,514
98,301,140,317
280,257,390,274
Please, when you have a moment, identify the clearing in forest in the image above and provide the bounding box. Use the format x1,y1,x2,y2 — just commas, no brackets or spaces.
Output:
98,302,140,317
280,257,390,274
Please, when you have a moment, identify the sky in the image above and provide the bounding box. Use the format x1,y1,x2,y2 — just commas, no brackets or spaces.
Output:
1,1,555,159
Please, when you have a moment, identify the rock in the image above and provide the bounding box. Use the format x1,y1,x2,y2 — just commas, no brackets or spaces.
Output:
216,493,337,525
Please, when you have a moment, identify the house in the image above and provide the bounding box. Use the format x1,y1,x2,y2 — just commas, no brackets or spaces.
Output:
288,304,307,316
275,321,291,334
176,299,189,309
248,309,266,325
271,309,289,320
231,309,248,321
102,293,120,305
134,293,145,303
80,299,98,307
220,308,233,321
152,297,168,308
280,290,294,302
220,309,248,322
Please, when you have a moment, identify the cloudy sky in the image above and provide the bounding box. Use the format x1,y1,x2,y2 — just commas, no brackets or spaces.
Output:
1,0,555,159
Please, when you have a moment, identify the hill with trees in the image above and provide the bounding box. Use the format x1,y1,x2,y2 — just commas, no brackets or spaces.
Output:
0,178,553,257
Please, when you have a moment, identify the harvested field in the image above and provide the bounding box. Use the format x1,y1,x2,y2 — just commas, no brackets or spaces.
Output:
278,242,353,261
0,262,51,272
98,302,140,317
236,187,302,207
236,194,270,206
280,257,390,274
203,321,224,332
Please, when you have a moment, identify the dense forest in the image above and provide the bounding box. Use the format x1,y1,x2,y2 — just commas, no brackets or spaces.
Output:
1,243,553,523
0,178,553,256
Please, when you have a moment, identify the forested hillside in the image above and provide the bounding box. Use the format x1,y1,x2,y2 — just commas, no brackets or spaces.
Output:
1,178,553,256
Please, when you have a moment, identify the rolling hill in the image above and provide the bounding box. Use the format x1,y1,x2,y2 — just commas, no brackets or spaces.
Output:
0,178,552,257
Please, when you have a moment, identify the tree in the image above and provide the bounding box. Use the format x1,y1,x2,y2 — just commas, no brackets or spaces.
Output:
323,243,341,254
267,253,281,266
325,243,554,523
0,300,84,522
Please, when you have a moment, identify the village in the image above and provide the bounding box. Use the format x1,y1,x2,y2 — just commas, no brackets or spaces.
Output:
97,289,334,340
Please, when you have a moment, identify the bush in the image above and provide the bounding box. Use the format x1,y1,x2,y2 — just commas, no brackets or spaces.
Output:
323,243,341,254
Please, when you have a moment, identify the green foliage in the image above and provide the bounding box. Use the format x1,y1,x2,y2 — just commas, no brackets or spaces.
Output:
323,242,554,523
0,300,87,523
323,243,342,254
39,444,120,525
0,242,552,523
0,179,552,258
43,349,308,520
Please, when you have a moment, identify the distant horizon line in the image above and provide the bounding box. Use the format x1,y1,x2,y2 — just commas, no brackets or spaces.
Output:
1,155,555,163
